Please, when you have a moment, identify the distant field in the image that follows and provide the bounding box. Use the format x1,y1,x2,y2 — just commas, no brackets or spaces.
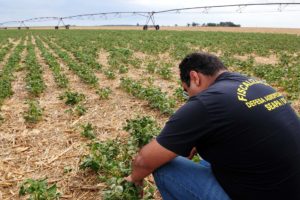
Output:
13,26,300,35
0,30,299,199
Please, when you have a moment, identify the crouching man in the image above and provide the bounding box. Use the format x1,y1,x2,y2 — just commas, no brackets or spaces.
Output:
125,52,300,200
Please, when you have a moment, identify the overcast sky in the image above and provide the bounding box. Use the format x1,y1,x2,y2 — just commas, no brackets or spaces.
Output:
0,0,300,28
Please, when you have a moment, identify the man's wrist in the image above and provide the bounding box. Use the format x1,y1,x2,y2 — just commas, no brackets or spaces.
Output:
126,174,143,185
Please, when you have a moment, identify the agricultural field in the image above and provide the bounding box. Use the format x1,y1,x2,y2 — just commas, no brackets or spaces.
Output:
0,29,299,199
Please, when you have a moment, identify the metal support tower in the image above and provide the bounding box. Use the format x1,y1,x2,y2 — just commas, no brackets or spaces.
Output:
143,12,160,30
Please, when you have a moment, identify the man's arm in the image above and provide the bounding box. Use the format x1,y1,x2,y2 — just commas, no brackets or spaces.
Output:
125,139,177,184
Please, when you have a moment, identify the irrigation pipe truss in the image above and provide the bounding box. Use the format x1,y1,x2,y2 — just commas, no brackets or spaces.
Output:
0,2,300,29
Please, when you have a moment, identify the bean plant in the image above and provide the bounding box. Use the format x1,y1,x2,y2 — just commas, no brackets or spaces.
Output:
80,116,160,199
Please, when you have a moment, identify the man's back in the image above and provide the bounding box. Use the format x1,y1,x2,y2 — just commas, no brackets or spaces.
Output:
157,72,300,199
198,72,300,199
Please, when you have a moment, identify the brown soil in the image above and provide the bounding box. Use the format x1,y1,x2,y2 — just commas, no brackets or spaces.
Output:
0,38,29,199
234,54,278,65
97,50,110,68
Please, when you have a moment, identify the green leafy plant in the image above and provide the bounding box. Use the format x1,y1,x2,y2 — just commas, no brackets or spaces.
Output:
59,91,85,106
19,178,60,200
123,116,160,148
108,47,133,67
35,38,69,89
104,70,116,79
174,87,188,102
81,123,96,139
25,41,46,97
192,155,201,163
63,166,72,174
24,100,43,124
0,43,13,63
59,91,87,116
118,65,129,74
146,62,157,74
75,104,87,116
44,38,98,86
120,77,176,115
157,63,173,80
103,178,142,200
96,87,112,100
0,40,25,104
80,116,160,199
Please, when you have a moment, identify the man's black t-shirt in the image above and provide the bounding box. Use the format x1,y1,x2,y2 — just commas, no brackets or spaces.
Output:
157,72,300,200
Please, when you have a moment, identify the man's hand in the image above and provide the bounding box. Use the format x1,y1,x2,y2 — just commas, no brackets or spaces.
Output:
125,175,144,197
124,140,176,197
126,139,177,182
125,174,143,187
187,147,197,160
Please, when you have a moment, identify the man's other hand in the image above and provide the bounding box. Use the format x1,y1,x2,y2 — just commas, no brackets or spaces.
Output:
188,147,197,160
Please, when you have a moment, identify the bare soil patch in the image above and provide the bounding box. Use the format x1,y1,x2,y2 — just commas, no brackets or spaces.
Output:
234,54,278,65
97,50,110,68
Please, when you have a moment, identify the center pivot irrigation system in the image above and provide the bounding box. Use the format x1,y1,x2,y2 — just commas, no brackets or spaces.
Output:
1,2,300,30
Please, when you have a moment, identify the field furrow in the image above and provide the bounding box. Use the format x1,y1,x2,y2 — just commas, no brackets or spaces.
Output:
0,38,29,199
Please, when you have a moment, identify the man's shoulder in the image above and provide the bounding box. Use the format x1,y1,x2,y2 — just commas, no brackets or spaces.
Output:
196,72,243,98
214,71,249,84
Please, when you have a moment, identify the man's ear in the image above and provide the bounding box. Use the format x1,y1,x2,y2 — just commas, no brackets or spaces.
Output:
189,70,201,86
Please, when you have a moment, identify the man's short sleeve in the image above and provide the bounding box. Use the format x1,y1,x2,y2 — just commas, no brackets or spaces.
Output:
156,97,211,157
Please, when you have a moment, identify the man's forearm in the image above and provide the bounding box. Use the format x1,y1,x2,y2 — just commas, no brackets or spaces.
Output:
125,139,177,184
130,154,155,182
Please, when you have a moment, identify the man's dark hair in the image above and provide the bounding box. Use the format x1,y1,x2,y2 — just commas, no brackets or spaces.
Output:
179,52,227,86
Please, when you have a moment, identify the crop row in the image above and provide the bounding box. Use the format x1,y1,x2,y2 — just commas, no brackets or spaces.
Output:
21,38,45,124
221,55,300,100
35,37,69,88
146,61,174,80
0,42,13,63
35,37,91,117
40,30,300,59
42,36,183,115
120,77,176,115
25,39,46,96
42,35,183,115
46,34,181,99
49,36,132,79
40,37,98,86
40,31,300,104
48,36,102,71
0,39,25,105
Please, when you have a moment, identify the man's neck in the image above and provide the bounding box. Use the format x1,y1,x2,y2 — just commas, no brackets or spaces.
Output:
206,70,228,87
